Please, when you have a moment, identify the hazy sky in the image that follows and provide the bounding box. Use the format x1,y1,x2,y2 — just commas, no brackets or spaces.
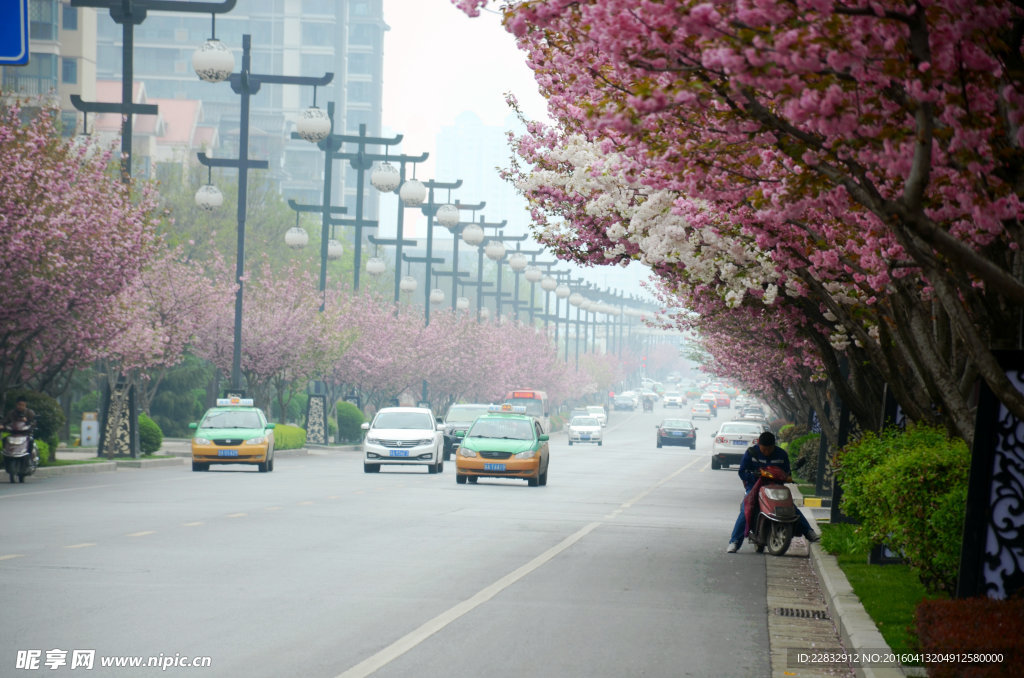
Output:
376,1,655,302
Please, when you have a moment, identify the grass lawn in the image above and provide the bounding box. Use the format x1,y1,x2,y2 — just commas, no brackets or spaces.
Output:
821,523,945,656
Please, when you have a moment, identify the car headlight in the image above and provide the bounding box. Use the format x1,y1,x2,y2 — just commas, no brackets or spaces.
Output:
366,437,382,445
514,449,536,459
459,448,478,458
193,437,212,446
417,438,434,446
245,436,268,445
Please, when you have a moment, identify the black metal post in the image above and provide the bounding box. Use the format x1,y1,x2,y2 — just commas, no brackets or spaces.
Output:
198,33,332,391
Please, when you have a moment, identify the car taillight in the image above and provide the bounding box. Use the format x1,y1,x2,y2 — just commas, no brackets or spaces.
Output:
716,436,727,443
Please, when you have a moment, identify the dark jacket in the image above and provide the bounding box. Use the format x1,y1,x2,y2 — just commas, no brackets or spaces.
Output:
4,407,35,428
737,444,791,492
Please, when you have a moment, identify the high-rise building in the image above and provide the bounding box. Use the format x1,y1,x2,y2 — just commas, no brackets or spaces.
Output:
92,0,386,211
1,0,98,137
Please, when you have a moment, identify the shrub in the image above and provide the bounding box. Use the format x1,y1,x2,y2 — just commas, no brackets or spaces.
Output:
138,413,163,454
5,389,65,451
915,598,1024,677
34,439,50,465
335,401,365,444
787,432,821,483
837,425,970,593
273,424,306,450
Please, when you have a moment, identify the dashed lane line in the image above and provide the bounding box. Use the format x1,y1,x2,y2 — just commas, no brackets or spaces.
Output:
65,543,96,549
126,531,155,538
0,554,25,561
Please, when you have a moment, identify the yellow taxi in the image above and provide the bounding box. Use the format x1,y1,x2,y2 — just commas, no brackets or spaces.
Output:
189,398,276,472
455,404,550,486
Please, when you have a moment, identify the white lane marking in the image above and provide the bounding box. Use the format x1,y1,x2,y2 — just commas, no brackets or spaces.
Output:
226,513,247,519
182,521,204,527
65,543,96,549
126,531,155,538
336,456,701,677
335,521,602,678
0,554,25,561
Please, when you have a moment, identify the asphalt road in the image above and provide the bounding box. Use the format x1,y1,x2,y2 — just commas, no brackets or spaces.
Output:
0,405,768,678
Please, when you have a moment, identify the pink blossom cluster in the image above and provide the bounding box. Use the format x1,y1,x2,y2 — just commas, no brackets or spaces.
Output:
456,0,1024,436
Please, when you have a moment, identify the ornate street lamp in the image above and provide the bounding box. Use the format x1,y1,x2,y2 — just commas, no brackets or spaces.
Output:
524,265,543,283
194,183,223,211
400,275,418,294
556,283,571,299
436,203,460,229
484,241,506,261
371,162,401,192
399,178,427,206
326,239,344,260
192,37,234,83
429,288,445,305
456,296,470,311
285,225,309,249
462,223,485,246
366,256,387,276
541,275,558,292
295,104,331,144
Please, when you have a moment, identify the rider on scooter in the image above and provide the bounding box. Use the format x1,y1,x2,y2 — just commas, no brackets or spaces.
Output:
726,431,818,553
4,398,38,464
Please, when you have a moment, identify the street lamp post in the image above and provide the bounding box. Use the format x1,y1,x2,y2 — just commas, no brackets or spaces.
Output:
71,0,237,179
196,33,332,393
507,243,542,322
478,229,528,321
71,0,237,460
367,153,430,303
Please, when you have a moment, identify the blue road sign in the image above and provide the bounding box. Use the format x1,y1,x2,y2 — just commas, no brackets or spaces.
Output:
1,0,30,66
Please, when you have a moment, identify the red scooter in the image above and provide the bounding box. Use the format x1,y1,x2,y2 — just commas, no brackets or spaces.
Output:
745,465,799,556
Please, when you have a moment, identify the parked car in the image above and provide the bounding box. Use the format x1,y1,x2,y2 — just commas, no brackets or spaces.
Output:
568,416,603,446
361,407,444,474
690,402,713,420
441,403,491,460
656,419,697,449
662,391,684,408
710,420,766,470
586,405,608,427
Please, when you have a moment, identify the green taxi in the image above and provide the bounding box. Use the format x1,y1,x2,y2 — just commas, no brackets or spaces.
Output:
190,398,276,472
455,404,550,486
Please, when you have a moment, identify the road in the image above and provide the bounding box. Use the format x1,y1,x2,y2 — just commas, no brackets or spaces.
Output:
0,405,769,678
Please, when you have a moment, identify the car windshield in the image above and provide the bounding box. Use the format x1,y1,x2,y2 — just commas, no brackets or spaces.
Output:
665,392,680,398
572,417,599,426
468,418,534,440
373,411,433,430
507,398,544,417
586,408,604,414
693,403,709,409
721,423,763,435
446,406,486,424
201,410,263,429
662,420,692,428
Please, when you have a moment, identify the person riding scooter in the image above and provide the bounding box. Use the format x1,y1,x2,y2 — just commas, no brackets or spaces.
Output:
4,398,37,464
726,431,818,553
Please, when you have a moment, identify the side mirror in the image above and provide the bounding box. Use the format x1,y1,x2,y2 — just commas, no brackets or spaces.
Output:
266,423,276,429
455,430,466,439
538,434,549,442
188,422,197,430
360,422,370,431
436,417,444,425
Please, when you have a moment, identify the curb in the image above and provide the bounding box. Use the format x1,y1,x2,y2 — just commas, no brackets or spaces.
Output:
35,462,118,478
115,457,185,469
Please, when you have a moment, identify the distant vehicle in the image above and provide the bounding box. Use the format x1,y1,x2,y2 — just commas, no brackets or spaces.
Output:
690,402,713,420
656,419,697,449
504,389,550,433
699,393,719,416
361,407,444,474
712,392,731,408
190,398,276,473
710,421,766,470
662,391,684,408
442,403,491,461
568,416,603,446
612,395,636,411
586,405,607,427
455,404,550,486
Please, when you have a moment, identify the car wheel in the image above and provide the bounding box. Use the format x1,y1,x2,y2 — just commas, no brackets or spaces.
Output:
427,462,439,474
711,456,721,470
598,441,603,447
364,463,380,473
258,460,269,472
438,459,444,473
539,466,548,486
456,474,467,484
528,475,539,487
267,454,274,472
468,476,478,484
657,439,663,448
690,443,696,450
191,462,208,472
568,440,573,446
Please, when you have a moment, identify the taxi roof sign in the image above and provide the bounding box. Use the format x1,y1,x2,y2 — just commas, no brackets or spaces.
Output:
216,397,254,407
488,404,526,414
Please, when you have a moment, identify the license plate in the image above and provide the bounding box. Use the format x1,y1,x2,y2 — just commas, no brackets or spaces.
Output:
389,450,409,457
218,449,238,457
672,432,683,436
733,440,747,445
484,463,505,472
581,434,590,440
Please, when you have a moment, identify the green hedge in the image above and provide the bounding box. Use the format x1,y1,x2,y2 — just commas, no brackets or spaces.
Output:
274,424,306,450
138,413,163,454
335,401,365,443
836,425,969,594
35,439,50,465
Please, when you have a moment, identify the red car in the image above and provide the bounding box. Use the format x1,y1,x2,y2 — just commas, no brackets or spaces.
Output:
713,392,731,409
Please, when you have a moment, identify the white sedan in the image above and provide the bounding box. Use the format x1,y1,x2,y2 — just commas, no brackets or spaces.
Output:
586,406,608,427
568,416,603,446
361,407,444,473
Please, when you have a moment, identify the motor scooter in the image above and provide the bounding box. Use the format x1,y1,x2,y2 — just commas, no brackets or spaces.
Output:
3,420,38,484
746,465,799,556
